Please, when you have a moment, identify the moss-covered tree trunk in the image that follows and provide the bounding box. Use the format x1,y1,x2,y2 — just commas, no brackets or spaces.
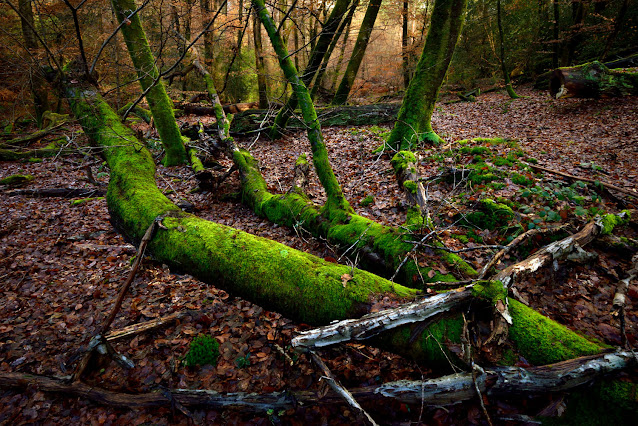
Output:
386,0,467,150
332,0,383,105
18,0,50,128
111,0,187,166
270,0,352,139
252,0,351,215
497,0,518,99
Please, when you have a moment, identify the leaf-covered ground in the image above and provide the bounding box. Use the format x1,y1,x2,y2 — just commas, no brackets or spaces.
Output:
1,86,637,424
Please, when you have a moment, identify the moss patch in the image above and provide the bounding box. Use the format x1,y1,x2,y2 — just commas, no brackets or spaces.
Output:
0,174,34,186
508,299,602,365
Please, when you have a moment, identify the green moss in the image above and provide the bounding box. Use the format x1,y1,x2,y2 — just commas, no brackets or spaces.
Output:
0,174,34,185
360,195,374,207
183,334,220,367
403,180,417,194
471,280,507,304
459,146,491,156
600,211,631,235
466,199,514,230
391,151,417,175
295,153,308,167
374,315,465,368
511,172,534,186
70,197,104,206
509,299,602,365
543,380,638,425
451,233,469,243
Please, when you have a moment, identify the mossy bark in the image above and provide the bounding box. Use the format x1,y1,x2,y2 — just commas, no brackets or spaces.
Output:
550,61,638,99
270,0,352,139
234,148,475,285
252,0,351,216
387,0,467,150
332,0,382,105
110,0,187,166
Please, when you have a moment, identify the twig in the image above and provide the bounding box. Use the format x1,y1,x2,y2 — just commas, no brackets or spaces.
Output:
72,217,160,381
412,242,506,253
472,363,493,426
309,351,378,426
524,162,638,198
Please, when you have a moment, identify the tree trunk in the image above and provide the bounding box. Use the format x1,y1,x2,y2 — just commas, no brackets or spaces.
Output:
552,0,560,69
549,61,638,99
18,0,50,127
332,0,383,105
601,0,630,60
110,0,187,166
252,0,351,215
253,9,268,108
270,0,352,139
401,0,410,89
497,0,518,99
387,0,467,150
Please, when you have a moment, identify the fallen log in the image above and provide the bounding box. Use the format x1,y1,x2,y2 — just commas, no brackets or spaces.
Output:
0,350,634,411
4,187,106,198
230,103,400,134
549,61,638,99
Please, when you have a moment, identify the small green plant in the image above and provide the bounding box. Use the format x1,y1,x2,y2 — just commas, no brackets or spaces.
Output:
360,195,374,207
235,353,251,368
183,334,220,367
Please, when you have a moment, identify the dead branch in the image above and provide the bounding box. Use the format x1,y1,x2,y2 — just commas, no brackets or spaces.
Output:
309,351,378,426
478,225,570,279
292,287,475,351
1,351,633,411
5,188,105,198
72,217,159,381
525,162,638,198
612,254,638,347
105,311,191,342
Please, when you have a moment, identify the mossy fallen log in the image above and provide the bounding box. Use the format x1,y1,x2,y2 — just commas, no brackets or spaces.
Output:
230,104,400,134
234,149,476,285
549,61,638,99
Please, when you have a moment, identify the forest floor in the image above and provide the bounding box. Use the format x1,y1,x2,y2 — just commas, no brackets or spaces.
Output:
1,85,638,424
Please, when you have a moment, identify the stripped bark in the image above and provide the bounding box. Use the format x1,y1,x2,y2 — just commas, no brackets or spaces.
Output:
292,285,476,351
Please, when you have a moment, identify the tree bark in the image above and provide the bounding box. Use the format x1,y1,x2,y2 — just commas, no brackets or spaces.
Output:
401,0,410,89
332,0,383,105
549,61,638,99
386,0,467,150
110,0,187,166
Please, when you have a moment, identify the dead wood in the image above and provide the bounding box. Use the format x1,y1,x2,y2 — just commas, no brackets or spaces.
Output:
0,112,69,147
525,162,638,199
309,351,378,426
292,287,475,351
1,351,633,411
478,225,570,279
5,187,105,198
73,218,159,381
612,254,638,347
104,311,191,342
